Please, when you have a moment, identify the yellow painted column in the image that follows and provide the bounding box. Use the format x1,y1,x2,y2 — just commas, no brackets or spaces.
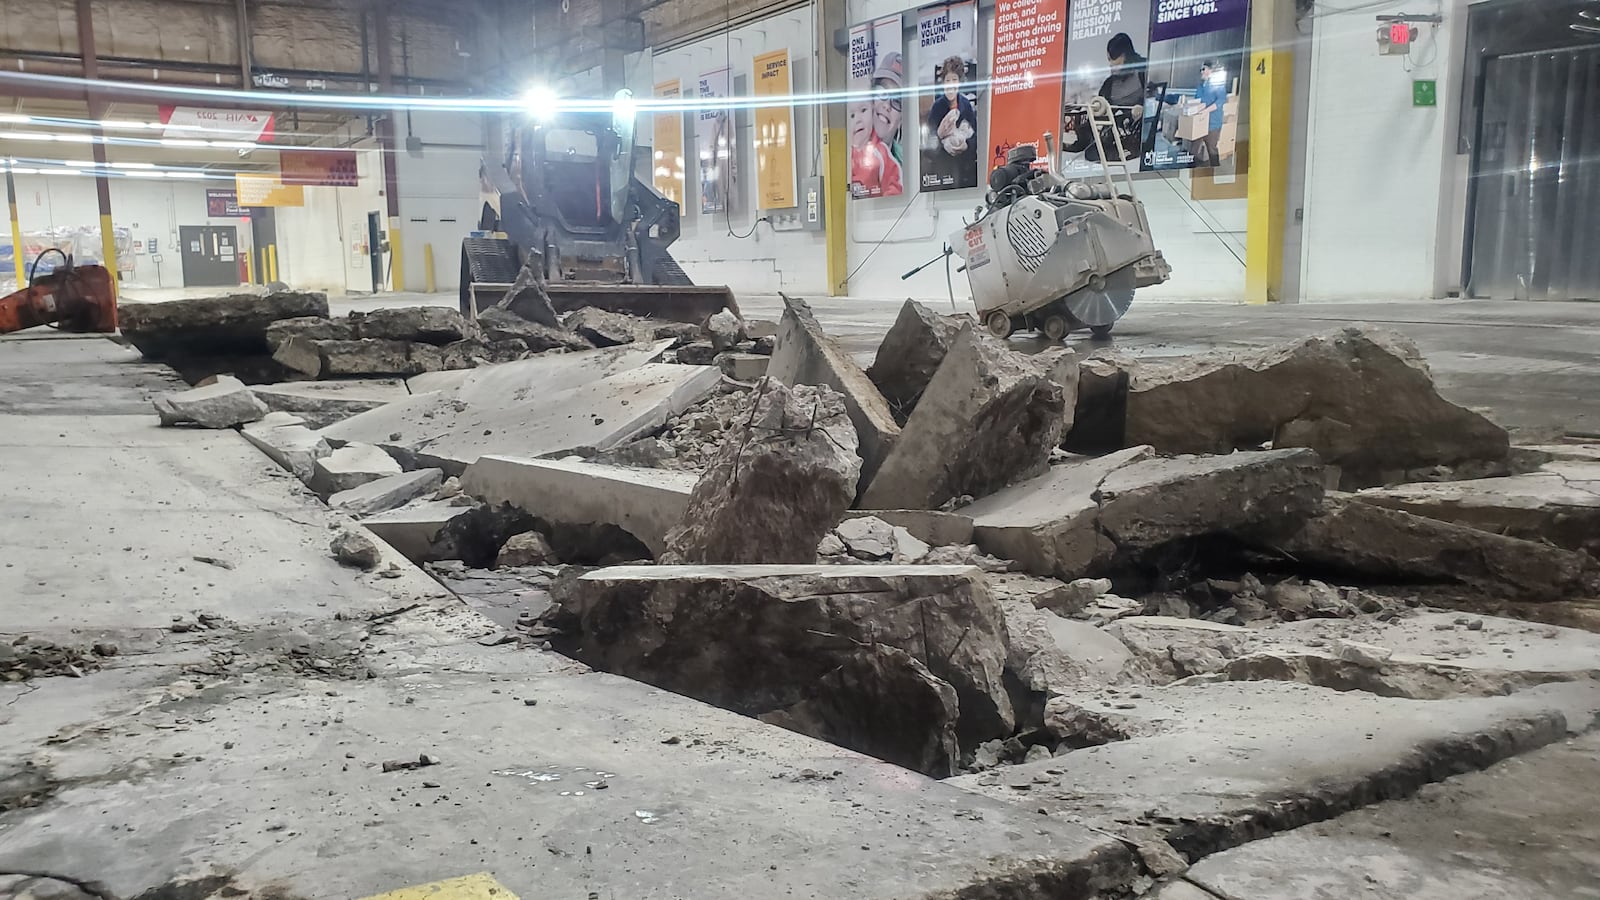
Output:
244,246,255,284
825,128,849,296
1245,0,1294,304
5,168,24,291
98,215,118,295
388,216,405,292
423,243,436,293
268,244,279,282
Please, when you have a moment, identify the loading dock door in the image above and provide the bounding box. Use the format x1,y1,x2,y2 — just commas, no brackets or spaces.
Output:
1467,46,1600,300
179,225,243,288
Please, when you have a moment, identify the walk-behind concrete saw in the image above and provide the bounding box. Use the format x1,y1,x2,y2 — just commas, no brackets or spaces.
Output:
952,97,1169,340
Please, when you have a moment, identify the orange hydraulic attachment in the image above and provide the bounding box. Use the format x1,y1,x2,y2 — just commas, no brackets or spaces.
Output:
0,263,117,335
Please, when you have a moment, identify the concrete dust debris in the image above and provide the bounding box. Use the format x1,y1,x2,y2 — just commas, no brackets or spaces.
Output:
152,375,269,428
0,637,98,681
861,324,1078,511
330,528,382,570
663,381,862,564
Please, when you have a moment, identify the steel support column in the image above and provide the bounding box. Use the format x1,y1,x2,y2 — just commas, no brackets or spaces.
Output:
76,0,118,295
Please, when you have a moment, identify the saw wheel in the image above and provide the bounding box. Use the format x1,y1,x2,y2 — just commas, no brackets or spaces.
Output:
1063,267,1136,329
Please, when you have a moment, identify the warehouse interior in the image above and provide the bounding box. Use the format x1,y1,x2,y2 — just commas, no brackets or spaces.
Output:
2,1,1600,899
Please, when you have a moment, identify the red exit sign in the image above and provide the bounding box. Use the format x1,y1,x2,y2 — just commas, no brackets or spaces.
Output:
1390,22,1413,44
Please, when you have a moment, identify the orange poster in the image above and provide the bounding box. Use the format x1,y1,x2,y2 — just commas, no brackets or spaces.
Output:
988,0,1067,172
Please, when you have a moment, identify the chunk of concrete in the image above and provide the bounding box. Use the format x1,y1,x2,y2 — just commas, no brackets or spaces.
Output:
706,309,745,351
1277,495,1596,602
1072,328,1511,484
963,448,1324,580
717,351,770,382
566,307,645,347
861,324,1078,511
152,375,269,428
275,337,445,378
554,565,1014,773
329,468,444,517
119,290,329,359
496,531,559,567
319,341,710,472
360,500,475,563
1000,598,1132,703
767,294,900,485
461,455,698,559
475,307,594,353
309,442,404,498
845,509,975,547
664,381,861,564
264,316,354,349
330,528,381,569
1354,461,1600,556
249,379,409,429
240,411,332,481
866,299,966,423
351,306,470,345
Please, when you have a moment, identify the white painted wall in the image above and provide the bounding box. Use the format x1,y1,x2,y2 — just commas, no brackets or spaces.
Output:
1299,0,1456,301
272,142,387,294
394,109,486,293
651,6,831,295
8,173,253,289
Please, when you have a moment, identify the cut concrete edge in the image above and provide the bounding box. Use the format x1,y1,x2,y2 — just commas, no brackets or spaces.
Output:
581,564,986,580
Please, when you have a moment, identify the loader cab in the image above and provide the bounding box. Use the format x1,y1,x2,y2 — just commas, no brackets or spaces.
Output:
516,101,637,237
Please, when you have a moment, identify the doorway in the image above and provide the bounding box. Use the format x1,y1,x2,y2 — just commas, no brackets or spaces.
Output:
178,225,242,288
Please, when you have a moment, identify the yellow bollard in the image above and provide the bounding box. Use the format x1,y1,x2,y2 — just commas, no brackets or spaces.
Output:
244,247,255,285
424,243,436,293
268,244,279,283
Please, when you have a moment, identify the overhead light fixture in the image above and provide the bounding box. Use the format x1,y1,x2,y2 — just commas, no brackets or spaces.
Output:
1573,22,1600,32
524,84,560,123
0,113,31,124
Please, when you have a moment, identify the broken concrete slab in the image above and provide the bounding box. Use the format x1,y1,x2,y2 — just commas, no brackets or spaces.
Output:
152,375,269,428
760,644,961,776
308,442,404,498
475,306,594,353
767,294,900,485
118,290,329,359
274,337,445,379
962,448,1323,580
496,530,558,567
866,299,967,423
264,315,354,348
664,381,861,564
1000,597,1132,706
321,341,712,472
1278,495,1596,602
1072,328,1511,484
360,500,475,563
1354,461,1600,556
461,455,698,559
553,565,1014,772
953,678,1599,857
249,378,409,429
329,468,444,517
351,306,471,344
861,324,1078,511
845,508,975,547
1171,733,1600,900
240,411,332,481
717,351,769,382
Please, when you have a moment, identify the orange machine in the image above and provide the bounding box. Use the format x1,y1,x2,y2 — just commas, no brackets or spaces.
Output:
0,258,117,335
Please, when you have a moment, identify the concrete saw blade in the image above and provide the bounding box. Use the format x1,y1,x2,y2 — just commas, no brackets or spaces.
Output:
1063,267,1136,327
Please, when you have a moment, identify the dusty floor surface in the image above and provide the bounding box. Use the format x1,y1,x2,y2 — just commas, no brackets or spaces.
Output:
3,288,1599,900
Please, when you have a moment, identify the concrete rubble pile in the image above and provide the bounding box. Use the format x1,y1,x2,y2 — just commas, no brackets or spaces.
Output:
199,291,1599,794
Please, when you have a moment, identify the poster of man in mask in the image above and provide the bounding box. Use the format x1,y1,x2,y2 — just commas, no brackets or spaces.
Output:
917,1,980,191
1059,0,1151,177
848,15,906,199
697,67,736,214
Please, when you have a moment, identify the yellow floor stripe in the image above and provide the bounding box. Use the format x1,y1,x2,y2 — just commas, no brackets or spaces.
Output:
359,873,518,900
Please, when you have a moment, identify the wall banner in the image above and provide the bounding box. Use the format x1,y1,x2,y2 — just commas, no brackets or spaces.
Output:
205,189,246,217
917,1,981,192
235,174,304,207
1060,0,1151,176
988,0,1067,174
652,79,686,210
1144,0,1248,172
281,149,359,187
696,67,736,215
159,105,275,141
848,15,906,199
753,49,798,209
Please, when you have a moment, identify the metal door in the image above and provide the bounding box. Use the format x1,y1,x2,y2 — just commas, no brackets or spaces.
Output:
1467,46,1600,300
178,225,242,288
